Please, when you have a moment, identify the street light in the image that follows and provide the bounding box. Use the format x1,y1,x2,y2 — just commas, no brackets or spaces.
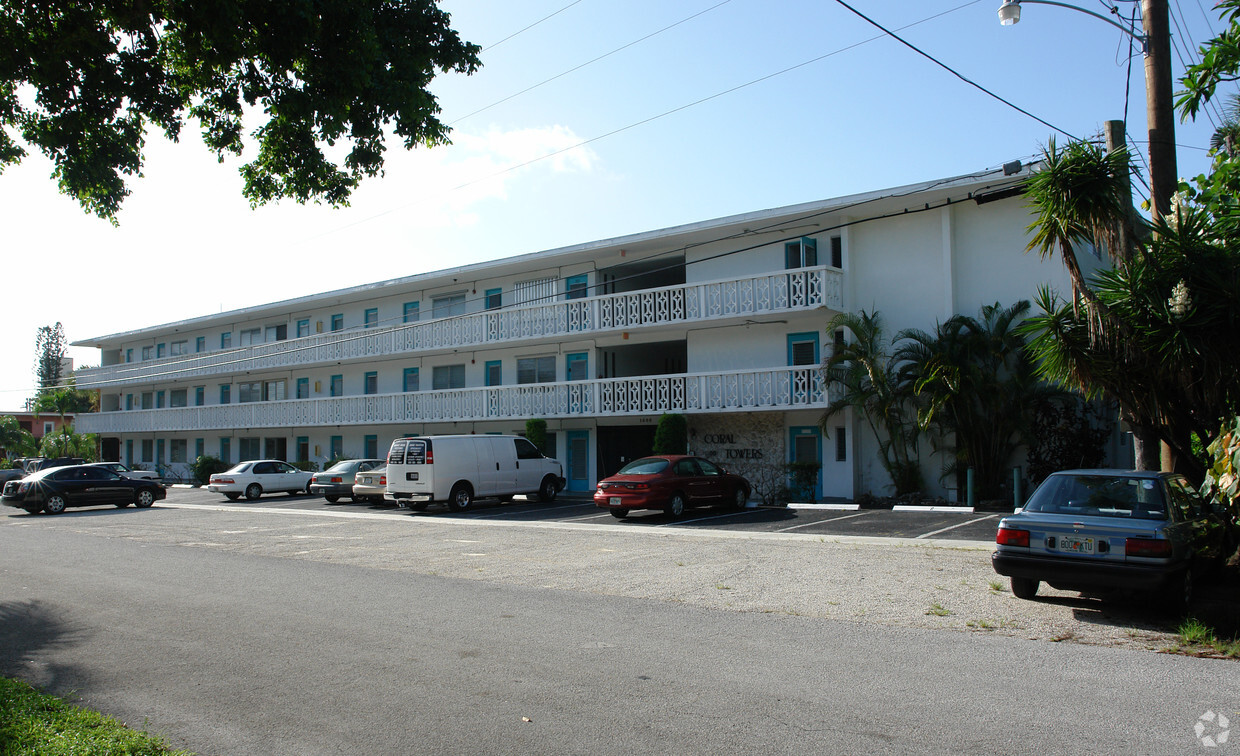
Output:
997,0,1175,221
997,0,1148,53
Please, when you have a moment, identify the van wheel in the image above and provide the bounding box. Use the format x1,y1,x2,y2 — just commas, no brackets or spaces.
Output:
537,476,558,502
447,484,473,512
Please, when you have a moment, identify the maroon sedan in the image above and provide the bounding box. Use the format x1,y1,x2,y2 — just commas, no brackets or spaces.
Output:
594,455,751,519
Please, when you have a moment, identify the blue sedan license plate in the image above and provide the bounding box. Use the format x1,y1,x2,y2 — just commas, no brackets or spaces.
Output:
1060,536,1095,554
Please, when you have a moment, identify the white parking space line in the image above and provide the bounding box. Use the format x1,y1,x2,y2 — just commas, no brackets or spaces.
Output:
656,509,761,527
775,510,872,532
914,514,1000,539
467,503,590,519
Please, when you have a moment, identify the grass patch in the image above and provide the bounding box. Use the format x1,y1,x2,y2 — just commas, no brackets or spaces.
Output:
987,580,1005,593
0,676,192,755
925,602,953,617
1171,617,1240,658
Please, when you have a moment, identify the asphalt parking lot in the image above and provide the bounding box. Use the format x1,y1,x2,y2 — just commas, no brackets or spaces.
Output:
158,486,1003,544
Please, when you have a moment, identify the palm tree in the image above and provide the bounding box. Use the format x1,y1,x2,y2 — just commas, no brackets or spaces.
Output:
820,310,923,495
897,301,1054,500
1209,93,1240,155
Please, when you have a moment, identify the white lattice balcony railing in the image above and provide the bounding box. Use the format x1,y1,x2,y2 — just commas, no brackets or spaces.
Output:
75,366,834,435
75,266,843,390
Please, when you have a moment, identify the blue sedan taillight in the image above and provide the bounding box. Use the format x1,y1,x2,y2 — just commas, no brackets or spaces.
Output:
996,527,1029,547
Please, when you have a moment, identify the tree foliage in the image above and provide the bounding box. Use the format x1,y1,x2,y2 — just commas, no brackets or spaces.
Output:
33,322,66,394
39,426,96,460
821,310,923,496
0,0,481,222
0,414,37,460
897,301,1054,500
652,413,687,455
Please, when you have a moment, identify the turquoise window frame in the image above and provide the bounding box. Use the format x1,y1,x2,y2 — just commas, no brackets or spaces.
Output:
125,348,133,363
156,343,166,358
364,371,378,395
155,439,165,465
403,301,419,323
125,394,133,411
565,352,588,381
219,437,231,464
364,308,378,328
219,384,231,404
330,435,343,459
331,314,344,332
566,274,588,300
485,288,502,310
195,336,205,353
125,439,133,465
155,390,165,409
220,332,232,349
296,436,309,462
364,435,378,458
297,319,310,338
787,332,819,366
194,386,205,406
296,377,309,399
330,374,343,397
403,367,419,392
195,438,204,459
785,237,818,269
484,360,502,386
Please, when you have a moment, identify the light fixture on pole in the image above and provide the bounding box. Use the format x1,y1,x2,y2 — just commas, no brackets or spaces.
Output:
997,0,1148,53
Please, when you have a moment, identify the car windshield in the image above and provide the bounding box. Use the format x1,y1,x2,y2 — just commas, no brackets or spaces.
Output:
326,461,357,472
616,458,670,475
224,463,252,474
1024,474,1168,520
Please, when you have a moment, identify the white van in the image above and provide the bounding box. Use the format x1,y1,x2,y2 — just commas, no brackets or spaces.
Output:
386,435,565,512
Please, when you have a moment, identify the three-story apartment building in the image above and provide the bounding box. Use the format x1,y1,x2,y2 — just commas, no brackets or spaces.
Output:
72,165,1093,500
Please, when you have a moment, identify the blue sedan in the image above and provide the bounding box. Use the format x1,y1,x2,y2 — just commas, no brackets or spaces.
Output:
991,469,1233,613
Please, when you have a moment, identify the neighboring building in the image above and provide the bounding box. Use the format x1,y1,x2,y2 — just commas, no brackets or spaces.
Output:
0,410,75,457
71,165,1104,499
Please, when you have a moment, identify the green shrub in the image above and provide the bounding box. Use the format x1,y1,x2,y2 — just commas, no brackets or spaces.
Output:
291,459,318,472
652,413,687,455
525,419,548,455
189,455,230,485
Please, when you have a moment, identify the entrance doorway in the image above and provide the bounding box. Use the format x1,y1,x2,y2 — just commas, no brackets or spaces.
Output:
788,426,822,501
596,425,657,480
566,430,591,492
264,437,288,461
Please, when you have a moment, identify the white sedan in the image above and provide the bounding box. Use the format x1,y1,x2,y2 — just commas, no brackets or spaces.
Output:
208,460,314,501
89,462,162,482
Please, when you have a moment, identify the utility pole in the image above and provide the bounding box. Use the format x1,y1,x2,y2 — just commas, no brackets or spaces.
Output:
1143,0,1176,221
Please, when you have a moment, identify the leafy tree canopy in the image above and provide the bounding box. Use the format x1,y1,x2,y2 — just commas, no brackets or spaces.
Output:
0,1,480,222
33,322,66,394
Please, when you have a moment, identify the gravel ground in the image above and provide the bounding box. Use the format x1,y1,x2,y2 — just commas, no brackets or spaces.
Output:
22,503,1240,657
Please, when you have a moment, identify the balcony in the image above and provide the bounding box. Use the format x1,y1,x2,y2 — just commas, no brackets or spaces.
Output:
75,266,843,390
75,366,832,435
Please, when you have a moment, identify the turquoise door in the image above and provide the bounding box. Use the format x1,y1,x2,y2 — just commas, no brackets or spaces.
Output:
566,430,590,492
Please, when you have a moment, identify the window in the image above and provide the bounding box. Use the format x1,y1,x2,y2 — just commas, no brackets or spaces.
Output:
157,343,166,358
330,435,343,459
43,421,53,436
296,377,309,399
125,394,133,411
219,384,231,404
517,356,556,385
364,435,378,458
297,319,310,338
515,438,543,460
126,439,133,465
513,277,556,306
296,436,309,463
238,382,262,403
403,301,420,323
194,386,205,406
432,293,466,318
155,439,165,464
566,274,588,300
364,372,378,395
403,367,419,392
835,427,847,461
485,288,502,310
331,314,344,332
785,237,818,269
219,437,231,464
566,353,588,381
141,346,153,361
170,389,188,408
485,361,502,386
196,336,205,353
239,328,262,346
141,439,153,463
833,329,846,356
265,324,287,342
330,375,343,397
221,332,232,349
141,392,153,409
125,349,133,363
239,437,260,461
787,333,819,366
156,390,165,409
170,340,188,356
830,236,843,268
432,364,465,390
364,308,379,328
264,380,286,401
195,438,204,460
170,439,188,463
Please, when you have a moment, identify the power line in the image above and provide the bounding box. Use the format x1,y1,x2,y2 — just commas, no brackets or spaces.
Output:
481,0,587,52
450,1,735,126
830,0,1077,140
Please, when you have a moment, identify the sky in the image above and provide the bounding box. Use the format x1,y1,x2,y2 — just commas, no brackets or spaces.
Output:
0,0,1230,407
